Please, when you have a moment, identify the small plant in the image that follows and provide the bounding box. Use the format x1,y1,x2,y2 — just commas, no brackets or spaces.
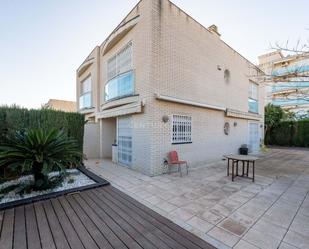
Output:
68,178,75,184
0,128,82,191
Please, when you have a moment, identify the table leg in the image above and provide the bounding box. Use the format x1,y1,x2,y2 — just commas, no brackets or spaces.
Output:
227,159,230,176
242,161,245,176
252,161,255,182
232,160,234,181
246,161,249,176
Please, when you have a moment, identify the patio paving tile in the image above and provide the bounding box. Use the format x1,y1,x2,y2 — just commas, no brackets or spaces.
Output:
200,210,225,225
218,218,248,236
134,190,154,199
234,240,259,249
283,230,309,249
156,201,178,213
144,195,165,205
278,242,300,249
182,202,208,215
207,226,240,247
168,196,192,207
186,216,214,233
243,228,282,249
252,217,287,240
169,207,195,221
228,211,256,227
289,213,309,237
236,202,265,220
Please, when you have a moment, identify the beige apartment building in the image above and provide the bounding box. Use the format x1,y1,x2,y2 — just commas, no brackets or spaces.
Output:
259,51,309,117
43,99,77,112
77,0,264,176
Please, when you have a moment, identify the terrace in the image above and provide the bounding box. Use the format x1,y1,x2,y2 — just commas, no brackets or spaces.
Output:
86,148,309,249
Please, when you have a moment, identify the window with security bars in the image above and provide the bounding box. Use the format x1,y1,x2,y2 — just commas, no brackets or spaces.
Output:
172,115,192,144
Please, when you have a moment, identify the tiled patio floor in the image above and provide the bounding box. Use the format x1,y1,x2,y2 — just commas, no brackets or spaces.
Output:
86,148,309,249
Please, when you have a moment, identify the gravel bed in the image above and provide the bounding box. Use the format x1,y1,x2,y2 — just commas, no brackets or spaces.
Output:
0,169,95,204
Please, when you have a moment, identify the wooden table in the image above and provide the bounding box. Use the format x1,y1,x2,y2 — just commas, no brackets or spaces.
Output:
224,155,258,182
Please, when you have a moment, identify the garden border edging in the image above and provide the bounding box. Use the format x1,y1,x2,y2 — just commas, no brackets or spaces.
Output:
0,166,109,211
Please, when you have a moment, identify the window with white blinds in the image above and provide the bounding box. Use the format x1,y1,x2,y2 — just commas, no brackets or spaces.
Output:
172,115,192,144
248,81,259,113
249,82,258,100
105,42,134,101
79,76,92,109
107,43,132,81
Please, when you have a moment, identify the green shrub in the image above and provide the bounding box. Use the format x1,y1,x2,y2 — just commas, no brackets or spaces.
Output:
0,106,85,150
0,128,82,190
266,120,309,147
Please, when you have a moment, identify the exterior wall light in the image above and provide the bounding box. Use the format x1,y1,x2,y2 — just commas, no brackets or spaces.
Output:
162,115,169,123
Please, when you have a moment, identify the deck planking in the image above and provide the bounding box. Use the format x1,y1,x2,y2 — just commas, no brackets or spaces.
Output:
0,186,216,249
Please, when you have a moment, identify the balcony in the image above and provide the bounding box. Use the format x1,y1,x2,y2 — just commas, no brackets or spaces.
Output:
272,82,309,93
79,92,92,109
105,71,134,101
248,98,258,113
272,98,309,106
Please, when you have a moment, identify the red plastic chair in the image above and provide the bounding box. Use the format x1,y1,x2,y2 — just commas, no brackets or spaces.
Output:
168,151,188,177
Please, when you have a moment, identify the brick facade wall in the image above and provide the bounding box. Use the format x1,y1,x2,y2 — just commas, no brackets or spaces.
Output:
77,0,265,176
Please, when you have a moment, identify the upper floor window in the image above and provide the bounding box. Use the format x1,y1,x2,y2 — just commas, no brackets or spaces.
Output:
172,115,192,144
105,43,133,101
80,76,92,109
248,81,258,113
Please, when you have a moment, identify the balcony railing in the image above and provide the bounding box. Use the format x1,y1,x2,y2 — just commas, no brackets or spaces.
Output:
272,81,309,93
272,98,309,106
248,98,258,113
105,71,134,101
79,92,92,109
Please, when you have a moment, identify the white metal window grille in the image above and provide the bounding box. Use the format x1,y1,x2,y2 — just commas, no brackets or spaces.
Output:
172,115,192,144
107,43,132,81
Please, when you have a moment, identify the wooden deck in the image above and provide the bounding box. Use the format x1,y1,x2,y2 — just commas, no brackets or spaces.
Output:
0,185,215,249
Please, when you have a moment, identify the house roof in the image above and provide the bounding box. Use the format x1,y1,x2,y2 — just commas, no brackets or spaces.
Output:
44,99,77,112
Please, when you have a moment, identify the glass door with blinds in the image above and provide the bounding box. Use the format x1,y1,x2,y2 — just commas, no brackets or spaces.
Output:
117,116,132,166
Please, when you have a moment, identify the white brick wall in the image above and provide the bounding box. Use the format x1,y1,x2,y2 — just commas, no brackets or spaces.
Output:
77,0,265,176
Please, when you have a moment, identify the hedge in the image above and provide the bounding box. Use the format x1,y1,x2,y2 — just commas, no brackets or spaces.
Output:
266,120,309,147
0,106,85,151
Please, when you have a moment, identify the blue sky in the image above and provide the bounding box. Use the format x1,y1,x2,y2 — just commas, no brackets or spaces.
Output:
0,0,308,108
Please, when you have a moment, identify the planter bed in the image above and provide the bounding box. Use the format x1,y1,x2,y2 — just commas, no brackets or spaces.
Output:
0,166,109,210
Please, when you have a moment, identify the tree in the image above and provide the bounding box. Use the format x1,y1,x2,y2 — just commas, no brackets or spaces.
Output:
264,104,285,141
0,128,82,190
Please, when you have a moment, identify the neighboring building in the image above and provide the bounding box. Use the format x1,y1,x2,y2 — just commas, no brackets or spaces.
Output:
258,51,309,117
43,99,77,112
77,0,264,176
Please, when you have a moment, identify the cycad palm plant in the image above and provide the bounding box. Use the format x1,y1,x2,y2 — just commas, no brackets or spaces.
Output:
0,128,82,190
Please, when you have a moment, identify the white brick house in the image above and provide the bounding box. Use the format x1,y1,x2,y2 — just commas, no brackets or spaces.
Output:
76,0,264,176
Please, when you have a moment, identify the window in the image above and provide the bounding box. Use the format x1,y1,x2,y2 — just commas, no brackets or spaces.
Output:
248,82,258,113
172,115,192,144
80,76,92,109
105,43,133,101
